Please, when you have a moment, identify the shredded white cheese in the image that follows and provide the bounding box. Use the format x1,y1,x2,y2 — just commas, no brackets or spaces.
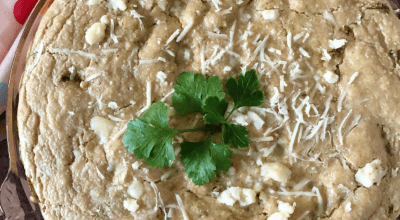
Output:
200,44,206,73
299,47,310,58
50,48,96,59
166,29,181,45
251,137,273,142
96,167,105,180
312,186,323,213
268,47,282,55
247,111,264,130
130,9,144,30
338,109,352,145
302,32,310,43
228,20,236,48
110,19,119,43
337,89,347,113
293,179,310,191
220,7,232,15
176,20,194,42
297,211,310,220
293,32,305,41
207,31,229,39
348,72,359,85
164,49,175,57
175,194,189,220
288,120,301,163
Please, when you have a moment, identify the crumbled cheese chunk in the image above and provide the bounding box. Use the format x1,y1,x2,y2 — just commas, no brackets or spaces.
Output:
217,187,256,206
224,66,232,73
392,167,399,178
261,162,292,183
108,0,127,11
355,159,386,188
253,182,263,192
85,22,107,45
323,70,339,84
108,102,119,110
278,201,295,214
127,179,144,199
345,202,352,212
132,161,142,170
321,48,331,61
100,15,110,24
158,0,167,11
184,49,191,60
123,199,139,212
329,39,347,49
323,10,336,25
87,0,101,6
267,201,295,220
259,9,279,20
90,116,115,144
267,212,288,220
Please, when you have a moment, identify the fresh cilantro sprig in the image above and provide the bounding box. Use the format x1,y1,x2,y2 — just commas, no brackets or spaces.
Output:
123,70,264,185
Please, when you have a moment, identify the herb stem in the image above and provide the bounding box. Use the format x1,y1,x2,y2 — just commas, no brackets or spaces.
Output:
177,127,208,134
177,124,223,134
224,106,237,121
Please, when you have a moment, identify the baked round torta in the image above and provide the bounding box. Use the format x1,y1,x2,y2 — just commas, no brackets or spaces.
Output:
18,0,400,219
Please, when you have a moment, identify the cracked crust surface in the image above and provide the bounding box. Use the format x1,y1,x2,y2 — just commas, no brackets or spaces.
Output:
17,0,400,219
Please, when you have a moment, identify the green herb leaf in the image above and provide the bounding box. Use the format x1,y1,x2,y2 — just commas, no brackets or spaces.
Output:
180,139,231,185
172,72,225,115
223,123,250,149
210,143,232,172
122,101,177,167
202,96,229,125
225,69,264,110
123,70,264,185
